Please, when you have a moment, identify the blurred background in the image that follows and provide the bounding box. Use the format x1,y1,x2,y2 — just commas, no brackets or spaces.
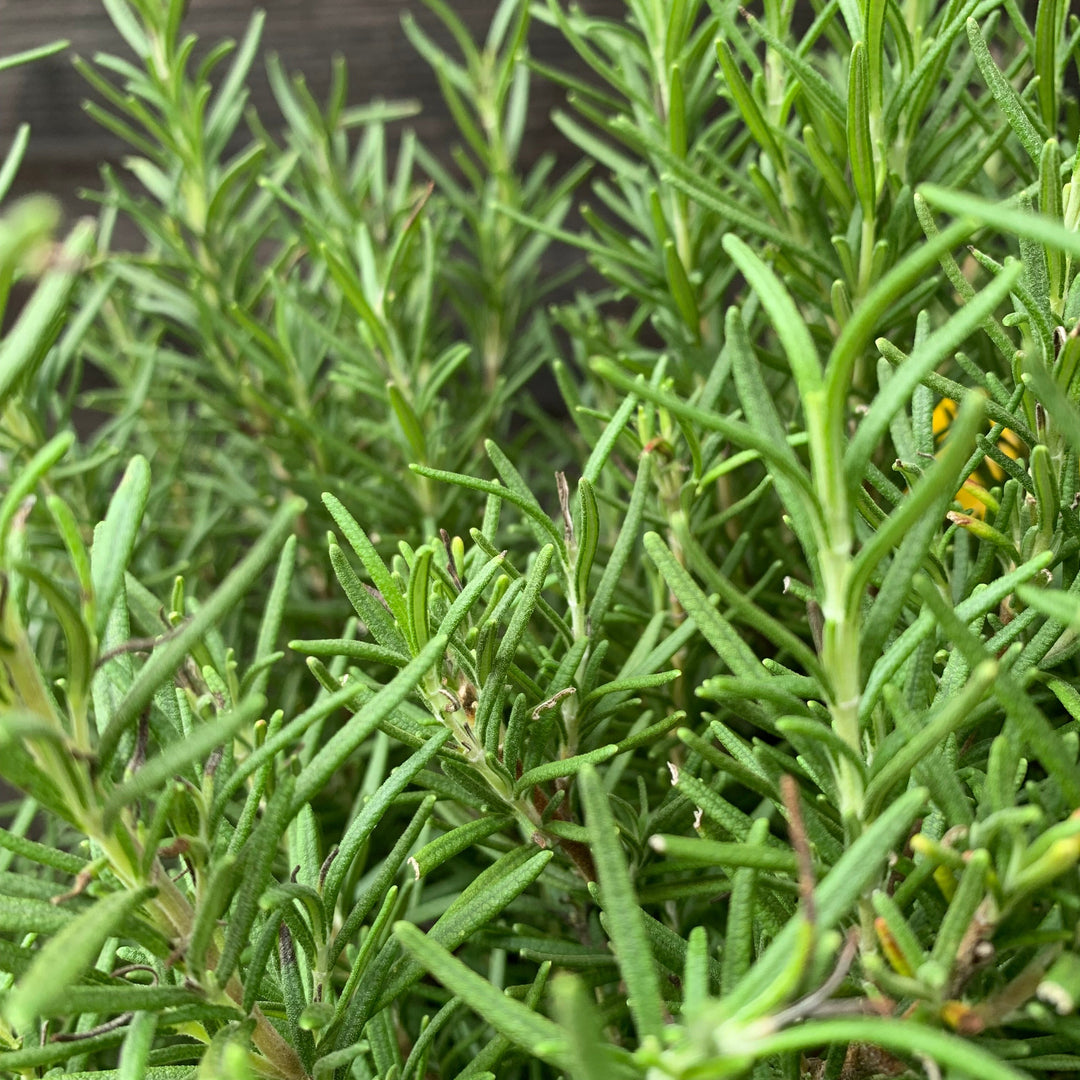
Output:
0,0,623,226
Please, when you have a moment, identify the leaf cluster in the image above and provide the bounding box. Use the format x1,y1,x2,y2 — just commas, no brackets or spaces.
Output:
2,2,1080,1079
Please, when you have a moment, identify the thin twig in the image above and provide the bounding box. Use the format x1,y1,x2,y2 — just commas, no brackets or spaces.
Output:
556,471,573,545
531,686,575,719
96,622,188,668
50,866,95,905
781,774,816,925
51,1013,133,1042
771,927,860,1028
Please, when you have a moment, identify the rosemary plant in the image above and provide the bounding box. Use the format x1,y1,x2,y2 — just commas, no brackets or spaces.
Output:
2,0,1080,1078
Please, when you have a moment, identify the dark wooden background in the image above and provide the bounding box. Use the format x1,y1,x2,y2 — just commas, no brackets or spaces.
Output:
0,0,623,221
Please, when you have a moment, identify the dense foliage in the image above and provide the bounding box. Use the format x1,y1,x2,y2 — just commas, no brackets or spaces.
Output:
2,0,1080,1077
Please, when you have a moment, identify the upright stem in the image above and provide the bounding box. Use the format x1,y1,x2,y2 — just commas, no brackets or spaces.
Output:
563,573,589,757
819,551,865,833
857,215,876,298
806,393,865,833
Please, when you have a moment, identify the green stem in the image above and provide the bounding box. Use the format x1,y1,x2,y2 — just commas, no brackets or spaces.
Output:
857,215,876,297
805,393,865,832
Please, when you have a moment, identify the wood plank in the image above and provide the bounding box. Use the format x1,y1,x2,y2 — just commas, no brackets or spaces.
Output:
1,0,626,183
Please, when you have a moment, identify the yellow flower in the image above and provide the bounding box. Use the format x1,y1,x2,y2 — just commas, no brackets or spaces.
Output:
932,397,1022,518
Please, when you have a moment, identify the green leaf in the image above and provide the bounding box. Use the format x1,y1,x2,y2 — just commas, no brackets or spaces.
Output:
186,854,243,979
1018,584,1080,630
1039,139,1065,306
847,42,876,221
552,974,633,1080
825,218,975,418
104,695,265,824
741,10,845,125
682,924,710,1016
0,431,74,557
667,60,687,159
408,814,512,879
206,10,265,145
290,637,408,667
319,242,393,357
280,922,316,1071
98,496,305,765
579,764,665,1041
1022,351,1080,460
776,716,867,779
474,544,553,741
921,183,1080,260
848,391,986,614
864,660,996,816
847,262,1021,488
663,239,700,337
592,360,818,505
0,40,69,75
581,391,637,486
679,522,823,681
323,493,410,633
911,193,1015,359
857,467,966,677
388,381,427,462
249,534,297,697
322,729,450,913
644,532,762,680
803,124,853,214
584,670,681,705
101,0,150,57
216,774,295,987
439,547,509,636
408,544,434,654
3,885,153,1031
966,17,1042,164
650,147,835,277
862,549,1055,720
211,677,374,826
715,40,782,172
724,307,820,558
720,816,770,994
0,826,86,875
551,110,648,185
292,632,447,810
574,477,599,609
0,1028,127,1070
513,743,618,796
650,833,799,873
45,494,94,624
870,889,925,975
412,464,566,556
329,540,407,652
916,576,1080,805
0,128,32,208
117,1010,159,1080
0,221,95,410
326,798,434,989
931,849,990,968
394,924,566,1067
723,236,822,396
1034,0,1065,130
589,449,650,629
15,562,94,718
90,454,151,638
1029,443,1058,553
378,848,553,1011
755,1018,1028,1080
